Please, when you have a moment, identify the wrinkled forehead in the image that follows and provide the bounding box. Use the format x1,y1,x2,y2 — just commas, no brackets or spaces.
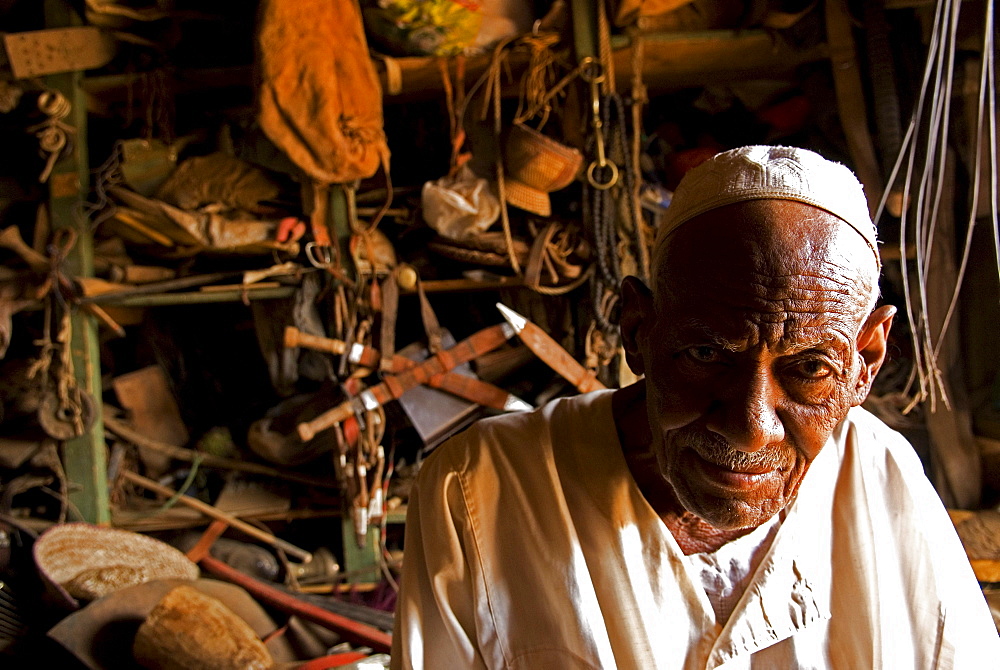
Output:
652,200,881,317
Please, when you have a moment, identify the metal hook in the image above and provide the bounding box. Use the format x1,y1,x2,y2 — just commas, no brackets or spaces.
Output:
304,242,335,268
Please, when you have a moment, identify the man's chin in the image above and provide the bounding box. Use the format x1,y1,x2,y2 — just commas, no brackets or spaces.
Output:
679,492,783,531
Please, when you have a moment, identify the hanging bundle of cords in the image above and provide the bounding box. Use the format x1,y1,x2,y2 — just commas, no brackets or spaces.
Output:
873,0,997,413
581,65,645,339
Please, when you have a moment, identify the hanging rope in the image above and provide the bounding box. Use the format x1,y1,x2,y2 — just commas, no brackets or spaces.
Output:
584,80,643,333
481,36,524,275
872,0,998,413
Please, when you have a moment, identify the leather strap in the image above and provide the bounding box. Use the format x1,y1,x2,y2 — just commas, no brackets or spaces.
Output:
524,222,561,291
379,269,399,372
416,275,443,354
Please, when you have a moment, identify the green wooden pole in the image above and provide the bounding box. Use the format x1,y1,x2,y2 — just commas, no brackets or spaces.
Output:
571,0,599,63
44,0,109,524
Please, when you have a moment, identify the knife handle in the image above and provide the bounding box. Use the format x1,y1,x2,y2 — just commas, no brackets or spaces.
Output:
297,400,354,442
284,326,346,355
284,327,381,367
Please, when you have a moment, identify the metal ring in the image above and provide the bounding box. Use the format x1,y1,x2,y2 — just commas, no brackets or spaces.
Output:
578,57,604,84
587,161,619,190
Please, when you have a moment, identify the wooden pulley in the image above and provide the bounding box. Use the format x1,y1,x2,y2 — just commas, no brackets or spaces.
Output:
37,387,96,440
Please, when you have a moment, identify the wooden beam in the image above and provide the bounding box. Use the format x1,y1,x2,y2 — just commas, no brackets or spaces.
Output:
826,0,884,215
925,151,981,508
613,30,828,95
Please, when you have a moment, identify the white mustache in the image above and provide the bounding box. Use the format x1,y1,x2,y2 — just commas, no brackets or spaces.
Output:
686,432,789,472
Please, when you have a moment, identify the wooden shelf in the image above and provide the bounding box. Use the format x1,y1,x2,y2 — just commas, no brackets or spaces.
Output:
88,285,296,307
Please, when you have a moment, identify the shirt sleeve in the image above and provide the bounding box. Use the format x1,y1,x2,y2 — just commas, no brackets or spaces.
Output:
391,444,491,670
869,414,1000,666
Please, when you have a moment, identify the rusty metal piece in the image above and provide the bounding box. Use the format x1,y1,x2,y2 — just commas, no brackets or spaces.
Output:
198,555,391,653
497,302,606,393
37,387,96,440
2,27,116,79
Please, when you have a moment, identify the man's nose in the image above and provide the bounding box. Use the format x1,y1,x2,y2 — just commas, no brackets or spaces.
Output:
705,369,785,451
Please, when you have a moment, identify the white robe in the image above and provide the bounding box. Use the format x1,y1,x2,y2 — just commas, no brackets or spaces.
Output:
391,390,1000,669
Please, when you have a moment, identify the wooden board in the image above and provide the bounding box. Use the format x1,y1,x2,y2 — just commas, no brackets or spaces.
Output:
3,27,116,79
112,365,189,476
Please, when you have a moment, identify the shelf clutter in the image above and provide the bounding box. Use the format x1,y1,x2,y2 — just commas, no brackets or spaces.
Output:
0,0,998,666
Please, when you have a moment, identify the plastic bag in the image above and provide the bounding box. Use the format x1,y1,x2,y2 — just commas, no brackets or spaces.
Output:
421,165,500,240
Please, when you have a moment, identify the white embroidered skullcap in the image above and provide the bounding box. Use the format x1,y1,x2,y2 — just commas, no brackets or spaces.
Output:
657,145,880,267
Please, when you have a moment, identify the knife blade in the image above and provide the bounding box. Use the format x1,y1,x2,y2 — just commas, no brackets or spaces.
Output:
496,302,606,393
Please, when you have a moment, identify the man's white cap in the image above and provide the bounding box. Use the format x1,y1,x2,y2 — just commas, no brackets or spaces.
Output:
657,145,880,267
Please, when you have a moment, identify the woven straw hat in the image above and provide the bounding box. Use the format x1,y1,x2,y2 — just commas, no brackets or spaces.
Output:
503,124,582,217
34,523,199,605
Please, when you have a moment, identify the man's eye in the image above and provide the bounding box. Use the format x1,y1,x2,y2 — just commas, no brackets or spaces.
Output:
686,346,722,363
791,359,834,380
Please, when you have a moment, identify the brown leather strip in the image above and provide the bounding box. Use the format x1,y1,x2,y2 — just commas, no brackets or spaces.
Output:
297,324,512,439
416,275,444,354
524,223,560,291
383,375,407,399
379,269,399,372
430,372,510,410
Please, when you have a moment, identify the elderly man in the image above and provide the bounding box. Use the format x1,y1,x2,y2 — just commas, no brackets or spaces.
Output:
391,146,1000,668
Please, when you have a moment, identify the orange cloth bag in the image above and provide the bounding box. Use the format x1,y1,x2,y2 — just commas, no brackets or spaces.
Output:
258,0,390,183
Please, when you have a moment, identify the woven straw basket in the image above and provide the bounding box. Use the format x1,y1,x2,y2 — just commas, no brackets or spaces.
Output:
503,123,583,217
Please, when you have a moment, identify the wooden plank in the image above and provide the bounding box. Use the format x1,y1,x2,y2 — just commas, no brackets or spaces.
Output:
925,152,981,508
825,0,884,215
112,365,189,477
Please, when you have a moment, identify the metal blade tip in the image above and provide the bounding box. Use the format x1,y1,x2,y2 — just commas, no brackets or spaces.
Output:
496,302,527,333
503,395,534,412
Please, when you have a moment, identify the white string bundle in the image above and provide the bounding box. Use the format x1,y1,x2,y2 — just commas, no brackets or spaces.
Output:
873,0,997,413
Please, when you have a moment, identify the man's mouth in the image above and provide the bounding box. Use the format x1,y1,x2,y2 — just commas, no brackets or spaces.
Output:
689,450,781,491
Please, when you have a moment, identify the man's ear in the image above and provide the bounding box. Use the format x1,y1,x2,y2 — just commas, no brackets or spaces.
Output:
852,304,896,404
619,276,654,378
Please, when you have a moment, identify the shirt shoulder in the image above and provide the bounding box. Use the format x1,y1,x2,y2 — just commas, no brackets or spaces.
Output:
414,390,617,486
837,406,928,480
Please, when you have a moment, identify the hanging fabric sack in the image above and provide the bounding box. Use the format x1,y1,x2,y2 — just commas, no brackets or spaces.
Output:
258,0,390,184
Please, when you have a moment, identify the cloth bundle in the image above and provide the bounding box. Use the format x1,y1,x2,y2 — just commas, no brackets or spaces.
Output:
258,0,390,184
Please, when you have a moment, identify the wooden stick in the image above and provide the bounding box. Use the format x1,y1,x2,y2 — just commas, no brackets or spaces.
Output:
122,470,312,562
102,412,337,489
81,271,241,304
199,555,392,653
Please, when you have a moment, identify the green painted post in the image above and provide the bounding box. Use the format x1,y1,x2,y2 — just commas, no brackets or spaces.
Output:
44,1,109,524
571,0,599,63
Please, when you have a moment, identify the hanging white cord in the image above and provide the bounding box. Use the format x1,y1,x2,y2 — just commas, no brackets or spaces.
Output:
875,0,999,413
932,0,996,362
989,8,999,293
913,0,962,411
895,0,946,409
